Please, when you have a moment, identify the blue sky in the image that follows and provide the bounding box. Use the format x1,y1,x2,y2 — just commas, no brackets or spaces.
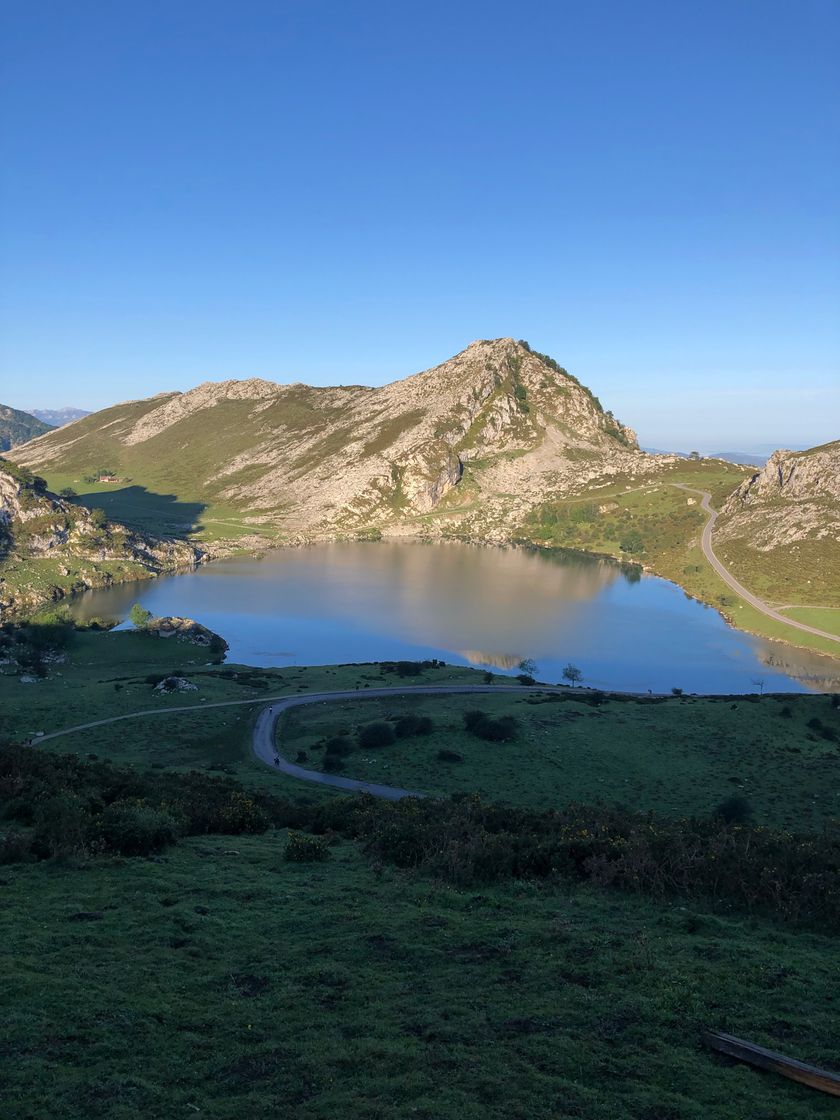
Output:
1,0,837,449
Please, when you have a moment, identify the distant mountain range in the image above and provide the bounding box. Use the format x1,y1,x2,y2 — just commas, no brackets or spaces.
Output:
27,407,91,427
0,404,51,451
642,444,814,468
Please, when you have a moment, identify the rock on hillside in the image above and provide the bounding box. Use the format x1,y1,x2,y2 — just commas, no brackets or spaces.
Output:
716,440,840,606
0,404,51,451
0,459,202,619
146,615,229,655
11,339,666,542
719,441,840,549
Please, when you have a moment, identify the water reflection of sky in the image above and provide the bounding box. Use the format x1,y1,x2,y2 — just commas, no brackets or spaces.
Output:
70,541,840,695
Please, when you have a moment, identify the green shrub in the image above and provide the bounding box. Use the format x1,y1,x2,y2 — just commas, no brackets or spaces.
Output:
358,721,396,749
0,830,33,864
714,794,753,824
32,793,91,858
394,715,434,738
324,735,353,757
437,750,463,763
98,801,179,856
462,711,517,742
284,831,330,862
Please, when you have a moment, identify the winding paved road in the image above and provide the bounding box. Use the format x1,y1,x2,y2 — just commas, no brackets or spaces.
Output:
673,484,840,644
34,684,569,800
252,685,573,799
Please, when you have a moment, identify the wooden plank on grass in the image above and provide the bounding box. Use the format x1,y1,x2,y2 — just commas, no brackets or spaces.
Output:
703,1030,840,1097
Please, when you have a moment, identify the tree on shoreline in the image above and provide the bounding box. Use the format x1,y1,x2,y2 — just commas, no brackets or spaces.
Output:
129,603,152,630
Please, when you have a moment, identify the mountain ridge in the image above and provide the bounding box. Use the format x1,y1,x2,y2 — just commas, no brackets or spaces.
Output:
11,339,653,540
0,404,51,451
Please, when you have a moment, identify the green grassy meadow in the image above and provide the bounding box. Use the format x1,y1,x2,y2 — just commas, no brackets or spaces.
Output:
3,832,840,1120
3,629,840,1118
781,607,840,637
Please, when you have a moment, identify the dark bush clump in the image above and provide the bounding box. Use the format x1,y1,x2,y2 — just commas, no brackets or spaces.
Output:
463,711,517,742
284,831,331,862
324,736,353,757
32,794,91,858
779,705,792,718
98,801,179,856
437,750,463,763
322,754,345,773
714,794,753,824
463,710,486,732
516,674,535,686
358,721,396,749
0,830,33,864
394,714,434,738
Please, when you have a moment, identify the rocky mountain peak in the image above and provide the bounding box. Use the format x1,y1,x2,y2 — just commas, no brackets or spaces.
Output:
10,339,648,537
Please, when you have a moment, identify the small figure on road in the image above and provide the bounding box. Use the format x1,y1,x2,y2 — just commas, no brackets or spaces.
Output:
273,754,280,766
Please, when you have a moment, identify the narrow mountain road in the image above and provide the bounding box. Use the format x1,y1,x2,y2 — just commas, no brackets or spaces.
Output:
253,686,571,799
33,684,571,800
672,484,840,644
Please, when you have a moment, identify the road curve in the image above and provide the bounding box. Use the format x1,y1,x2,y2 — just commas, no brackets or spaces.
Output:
33,683,570,801
673,484,840,644
253,685,565,799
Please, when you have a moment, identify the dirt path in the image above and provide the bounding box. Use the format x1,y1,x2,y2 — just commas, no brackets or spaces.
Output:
673,484,840,644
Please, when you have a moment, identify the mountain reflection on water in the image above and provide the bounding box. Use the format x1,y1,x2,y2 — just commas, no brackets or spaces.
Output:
69,541,840,695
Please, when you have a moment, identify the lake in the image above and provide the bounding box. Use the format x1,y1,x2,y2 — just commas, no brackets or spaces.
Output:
70,541,839,694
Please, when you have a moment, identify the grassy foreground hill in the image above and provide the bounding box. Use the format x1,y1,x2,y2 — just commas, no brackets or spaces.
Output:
1,626,839,1118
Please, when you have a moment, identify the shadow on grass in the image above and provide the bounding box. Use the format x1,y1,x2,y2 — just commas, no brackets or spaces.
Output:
75,486,207,539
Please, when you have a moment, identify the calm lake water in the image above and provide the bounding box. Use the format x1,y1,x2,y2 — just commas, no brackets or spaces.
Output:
71,541,839,694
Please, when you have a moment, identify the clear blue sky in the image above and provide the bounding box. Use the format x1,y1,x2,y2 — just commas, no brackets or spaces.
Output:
1,0,837,449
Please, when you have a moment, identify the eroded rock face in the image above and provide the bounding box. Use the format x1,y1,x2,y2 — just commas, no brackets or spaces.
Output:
718,442,840,551
396,442,463,513
722,443,840,511
714,440,840,611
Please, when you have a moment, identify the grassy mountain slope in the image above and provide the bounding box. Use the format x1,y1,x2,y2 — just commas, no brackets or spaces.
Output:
0,403,51,451
10,340,648,543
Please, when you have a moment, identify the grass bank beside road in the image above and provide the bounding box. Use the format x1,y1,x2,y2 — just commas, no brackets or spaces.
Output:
278,688,840,830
